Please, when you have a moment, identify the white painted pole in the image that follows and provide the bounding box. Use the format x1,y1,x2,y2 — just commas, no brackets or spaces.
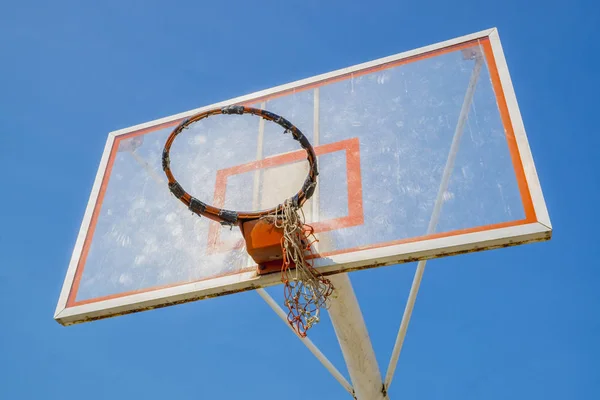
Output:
384,55,484,390
312,86,388,399
328,274,389,400
252,101,266,209
311,88,321,225
256,288,355,396
252,97,356,396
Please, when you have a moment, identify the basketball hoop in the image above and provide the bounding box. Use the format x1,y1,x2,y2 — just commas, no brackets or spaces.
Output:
162,105,334,337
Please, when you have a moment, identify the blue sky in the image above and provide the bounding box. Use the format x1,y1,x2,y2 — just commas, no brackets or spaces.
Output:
1,1,598,399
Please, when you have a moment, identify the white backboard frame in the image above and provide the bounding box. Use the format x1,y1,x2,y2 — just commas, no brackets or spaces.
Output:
55,28,551,326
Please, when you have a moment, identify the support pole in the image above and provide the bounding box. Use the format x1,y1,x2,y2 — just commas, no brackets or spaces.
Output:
328,274,389,400
257,288,355,396
312,87,387,399
253,96,356,396
383,54,484,390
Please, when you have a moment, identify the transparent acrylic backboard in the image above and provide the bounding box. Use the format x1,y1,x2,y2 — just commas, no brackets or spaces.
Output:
55,28,551,325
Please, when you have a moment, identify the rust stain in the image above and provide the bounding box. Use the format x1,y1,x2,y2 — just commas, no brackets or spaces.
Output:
60,232,551,326
319,232,552,276
60,285,260,326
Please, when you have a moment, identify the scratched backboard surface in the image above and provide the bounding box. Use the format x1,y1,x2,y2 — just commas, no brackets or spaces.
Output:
55,31,551,325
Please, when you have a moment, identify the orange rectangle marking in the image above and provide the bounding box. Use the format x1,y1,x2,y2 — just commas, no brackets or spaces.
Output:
207,137,364,253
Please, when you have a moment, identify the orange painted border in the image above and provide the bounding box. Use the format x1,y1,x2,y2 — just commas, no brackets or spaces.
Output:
206,138,364,254
66,37,537,308
70,265,257,307
481,39,536,221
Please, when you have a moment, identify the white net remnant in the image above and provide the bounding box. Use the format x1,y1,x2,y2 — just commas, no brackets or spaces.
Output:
262,199,335,337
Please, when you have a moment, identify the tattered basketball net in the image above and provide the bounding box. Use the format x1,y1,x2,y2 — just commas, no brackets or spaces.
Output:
261,199,334,337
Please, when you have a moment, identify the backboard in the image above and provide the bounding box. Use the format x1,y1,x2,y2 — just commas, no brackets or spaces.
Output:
55,28,551,326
